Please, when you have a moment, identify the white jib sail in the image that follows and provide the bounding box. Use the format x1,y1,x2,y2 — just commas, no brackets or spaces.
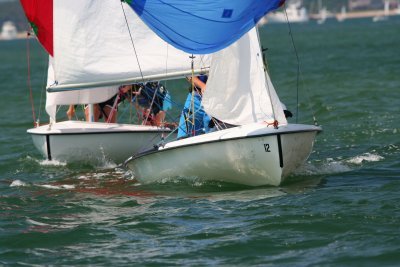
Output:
202,28,287,126
49,0,210,91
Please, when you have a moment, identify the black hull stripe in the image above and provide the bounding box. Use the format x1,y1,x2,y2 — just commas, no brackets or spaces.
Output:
277,134,283,168
46,134,52,161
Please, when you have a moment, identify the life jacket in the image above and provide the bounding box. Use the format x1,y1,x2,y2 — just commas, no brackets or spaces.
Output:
135,82,167,115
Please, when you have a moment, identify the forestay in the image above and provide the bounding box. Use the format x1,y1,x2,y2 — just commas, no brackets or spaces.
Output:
127,0,285,54
203,28,287,126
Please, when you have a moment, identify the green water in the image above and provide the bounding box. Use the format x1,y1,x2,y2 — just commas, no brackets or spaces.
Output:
1,18,400,266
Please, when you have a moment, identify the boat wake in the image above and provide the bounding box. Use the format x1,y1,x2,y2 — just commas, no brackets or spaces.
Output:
9,179,28,187
9,179,75,190
24,155,118,170
345,152,384,165
38,184,76,190
23,156,67,167
295,160,352,176
295,152,385,176
39,159,67,167
13,151,386,196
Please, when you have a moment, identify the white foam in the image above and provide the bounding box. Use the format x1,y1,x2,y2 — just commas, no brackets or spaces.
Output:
295,152,384,176
95,160,117,170
346,153,384,165
39,159,67,166
295,160,352,176
10,180,27,187
206,189,286,202
90,147,118,169
39,184,75,190
26,218,50,226
28,154,118,168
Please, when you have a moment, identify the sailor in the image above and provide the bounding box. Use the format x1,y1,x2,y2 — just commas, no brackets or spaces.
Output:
177,74,213,139
280,102,293,118
132,81,171,126
66,85,132,123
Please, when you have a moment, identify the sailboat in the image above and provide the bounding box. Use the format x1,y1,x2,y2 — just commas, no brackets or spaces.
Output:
20,0,211,164
1,21,18,40
336,6,347,22
266,0,309,24
122,1,322,186
316,0,327,25
372,0,390,22
20,0,321,186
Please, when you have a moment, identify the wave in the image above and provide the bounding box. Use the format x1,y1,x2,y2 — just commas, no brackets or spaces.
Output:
295,160,352,176
38,184,75,190
296,152,385,176
24,155,67,167
24,155,119,170
39,159,67,167
9,179,75,190
9,179,28,187
346,152,384,165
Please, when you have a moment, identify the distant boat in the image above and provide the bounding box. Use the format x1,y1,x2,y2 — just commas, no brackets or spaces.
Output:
336,6,347,22
1,21,17,40
372,0,390,22
266,0,309,23
397,1,400,14
317,0,328,24
372,15,389,22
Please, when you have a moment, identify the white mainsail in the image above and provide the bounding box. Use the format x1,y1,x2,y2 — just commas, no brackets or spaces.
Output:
45,57,119,121
48,0,210,91
203,28,287,126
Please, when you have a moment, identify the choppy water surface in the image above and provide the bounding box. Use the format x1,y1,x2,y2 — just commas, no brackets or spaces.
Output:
1,18,399,266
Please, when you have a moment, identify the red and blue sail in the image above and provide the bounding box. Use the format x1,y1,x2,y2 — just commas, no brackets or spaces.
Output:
20,0,284,56
125,0,285,54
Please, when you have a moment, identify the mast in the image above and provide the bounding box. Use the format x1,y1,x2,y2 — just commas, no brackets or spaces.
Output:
88,104,95,122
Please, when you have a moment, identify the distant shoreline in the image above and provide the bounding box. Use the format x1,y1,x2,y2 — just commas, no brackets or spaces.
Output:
0,31,30,41
310,9,400,20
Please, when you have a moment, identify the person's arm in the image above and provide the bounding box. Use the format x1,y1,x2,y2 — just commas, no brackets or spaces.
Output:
132,87,142,95
187,76,206,94
66,105,75,120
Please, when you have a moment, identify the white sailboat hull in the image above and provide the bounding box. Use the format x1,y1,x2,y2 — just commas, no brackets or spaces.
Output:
27,121,173,164
125,123,321,186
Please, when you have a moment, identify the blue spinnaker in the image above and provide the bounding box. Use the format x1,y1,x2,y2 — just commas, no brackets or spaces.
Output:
126,0,285,54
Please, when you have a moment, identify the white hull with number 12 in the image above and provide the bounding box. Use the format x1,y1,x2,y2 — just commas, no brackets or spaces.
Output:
125,123,321,186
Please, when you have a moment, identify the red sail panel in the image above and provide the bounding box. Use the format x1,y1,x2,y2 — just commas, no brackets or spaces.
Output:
20,0,53,56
